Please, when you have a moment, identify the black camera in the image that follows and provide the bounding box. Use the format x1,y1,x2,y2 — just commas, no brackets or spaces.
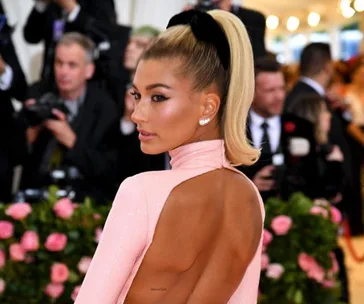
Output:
194,0,219,11
23,92,69,126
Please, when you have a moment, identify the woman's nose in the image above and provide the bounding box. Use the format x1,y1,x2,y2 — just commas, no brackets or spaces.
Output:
131,100,148,124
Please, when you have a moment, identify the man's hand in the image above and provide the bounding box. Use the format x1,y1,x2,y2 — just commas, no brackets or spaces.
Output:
54,0,78,13
0,55,6,75
44,109,76,149
326,145,344,162
326,91,349,112
252,165,275,192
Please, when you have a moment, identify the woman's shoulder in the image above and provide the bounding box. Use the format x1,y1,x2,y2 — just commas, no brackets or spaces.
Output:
118,170,174,192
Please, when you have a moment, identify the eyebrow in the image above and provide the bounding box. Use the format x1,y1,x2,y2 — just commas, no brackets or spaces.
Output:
132,83,172,91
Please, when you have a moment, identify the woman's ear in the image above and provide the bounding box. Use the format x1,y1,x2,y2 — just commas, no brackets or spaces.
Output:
200,93,221,121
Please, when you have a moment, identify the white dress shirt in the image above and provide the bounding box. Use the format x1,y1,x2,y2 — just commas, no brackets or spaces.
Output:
120,118,136,136
300,76,326,97
249,110,281,153
0,65,13,91
35,2,81,22
301,76,352,121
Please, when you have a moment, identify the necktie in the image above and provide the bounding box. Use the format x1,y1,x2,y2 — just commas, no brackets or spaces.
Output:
261,121,272,155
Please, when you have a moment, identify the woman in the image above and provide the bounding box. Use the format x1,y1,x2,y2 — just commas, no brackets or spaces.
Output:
75,9,264,304
287,95,345,201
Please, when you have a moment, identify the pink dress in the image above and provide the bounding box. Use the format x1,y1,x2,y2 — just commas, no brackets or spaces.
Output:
75,139,265,303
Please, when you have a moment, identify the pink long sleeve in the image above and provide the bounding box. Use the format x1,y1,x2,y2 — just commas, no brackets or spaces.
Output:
75,176,148,303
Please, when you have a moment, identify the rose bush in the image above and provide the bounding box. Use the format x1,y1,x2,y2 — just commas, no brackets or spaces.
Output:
258,193,342,304
0,186,110,303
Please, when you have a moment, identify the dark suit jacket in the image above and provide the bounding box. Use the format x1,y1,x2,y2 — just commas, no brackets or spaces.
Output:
231,5,266,58
285,81,352,181
23,0,117,81
0,5,28,201
239,113,318,201
21,82,120,203
118,129,166,183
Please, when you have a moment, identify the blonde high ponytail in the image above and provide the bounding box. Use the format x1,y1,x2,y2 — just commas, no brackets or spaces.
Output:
209,10,260,166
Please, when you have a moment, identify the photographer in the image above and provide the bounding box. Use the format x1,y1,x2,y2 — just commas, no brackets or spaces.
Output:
0,5,28,202
23,0,117,83
239,57,318,201
188,0,266,58
20,33,119,203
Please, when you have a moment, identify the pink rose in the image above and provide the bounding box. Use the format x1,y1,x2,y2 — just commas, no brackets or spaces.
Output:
95,227,103,243
0,221,14,239
53,198,75,219
71,285,81,301
44,283,64,299
262,229,273,247
0,249,5,269
45,233,67,252
9,243,26,262
261,253,270,270
322,280,335,288
298,253,316,272
310,206,328,219
21,231,39,252
330,206,342,224
78,257,92,274
93,213,101,220
0,279,5,294
271,216,292,235
307,263,325,283
329,252,339,274
298,253,325,283
266,263,284,279
5,203,32,220
51,263,69,283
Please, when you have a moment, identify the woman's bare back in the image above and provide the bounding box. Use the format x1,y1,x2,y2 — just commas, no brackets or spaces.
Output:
125,168,262,304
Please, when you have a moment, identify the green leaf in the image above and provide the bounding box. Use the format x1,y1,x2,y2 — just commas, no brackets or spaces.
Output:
294,290,303,304
68,270,81,283
68,230,80,240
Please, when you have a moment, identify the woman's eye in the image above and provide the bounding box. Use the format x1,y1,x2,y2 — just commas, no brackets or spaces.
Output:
152,95,168,102
130,91,141,100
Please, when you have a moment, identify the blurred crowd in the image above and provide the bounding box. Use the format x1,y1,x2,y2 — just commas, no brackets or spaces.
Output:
0,0,363,302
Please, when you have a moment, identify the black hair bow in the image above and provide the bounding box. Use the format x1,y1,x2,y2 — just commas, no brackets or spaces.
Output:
167,10,230,70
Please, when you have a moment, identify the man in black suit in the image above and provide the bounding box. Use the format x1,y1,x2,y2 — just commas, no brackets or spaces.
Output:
0,5,28,201
191,0,266,58
285,43,361,236
23,0,117,83
240,57,317,201
285,43,351,302
20,33,119,203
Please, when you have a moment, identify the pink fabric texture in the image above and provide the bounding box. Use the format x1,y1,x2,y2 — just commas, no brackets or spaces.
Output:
75,140,265,303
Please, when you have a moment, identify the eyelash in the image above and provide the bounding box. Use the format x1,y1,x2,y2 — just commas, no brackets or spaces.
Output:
129,91,169,103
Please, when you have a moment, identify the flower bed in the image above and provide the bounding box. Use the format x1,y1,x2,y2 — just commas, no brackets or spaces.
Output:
0,188,342,303
258,193,342,304
0,186,109,303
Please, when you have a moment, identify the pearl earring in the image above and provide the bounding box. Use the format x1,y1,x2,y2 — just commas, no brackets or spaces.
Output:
199,118,210,126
